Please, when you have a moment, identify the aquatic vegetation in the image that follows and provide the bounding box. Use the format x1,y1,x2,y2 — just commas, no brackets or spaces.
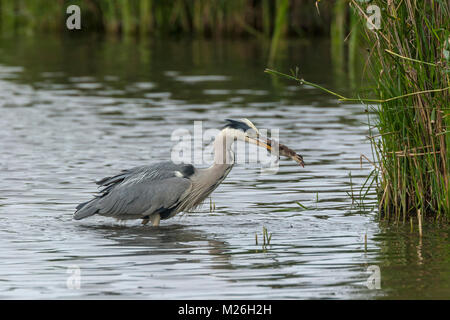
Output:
0,0,336,37
0,1,358,70
344,169,377,212
209,197,216,212
351,0,450,222
330,0,346,74
255,226,272,247
296,201,309,210
263,226,272,245
266,0,450,223
268,0,289,66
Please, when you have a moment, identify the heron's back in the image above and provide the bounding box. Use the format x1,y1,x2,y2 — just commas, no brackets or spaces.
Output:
74,161,195,220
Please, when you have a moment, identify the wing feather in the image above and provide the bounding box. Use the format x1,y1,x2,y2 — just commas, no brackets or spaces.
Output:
74,161,194,220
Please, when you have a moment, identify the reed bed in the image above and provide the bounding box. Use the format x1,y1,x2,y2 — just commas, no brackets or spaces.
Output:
268,1,450,223
0,0,336,37
352,0,449,222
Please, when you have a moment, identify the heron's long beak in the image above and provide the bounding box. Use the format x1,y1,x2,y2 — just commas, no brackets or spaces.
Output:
245,135,305,167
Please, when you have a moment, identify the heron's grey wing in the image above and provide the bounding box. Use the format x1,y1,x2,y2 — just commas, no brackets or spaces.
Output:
97,176,192,218
74,161,194,220
96,162,191,188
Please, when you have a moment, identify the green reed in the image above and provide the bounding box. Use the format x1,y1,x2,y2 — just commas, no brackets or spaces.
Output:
268,0,289,65
266,0,450,223
351,0,450,222
330,0,347,74
0,1,359,67
0,0,338,37
255,226,272,247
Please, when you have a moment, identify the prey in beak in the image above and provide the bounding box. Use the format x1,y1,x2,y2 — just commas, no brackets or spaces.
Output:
224,118,304,167
245,134,305,168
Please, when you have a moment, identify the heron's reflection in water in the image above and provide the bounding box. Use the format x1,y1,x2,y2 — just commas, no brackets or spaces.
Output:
76,223,232,269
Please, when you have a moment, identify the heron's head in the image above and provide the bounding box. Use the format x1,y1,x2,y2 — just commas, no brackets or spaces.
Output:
221,119,304,167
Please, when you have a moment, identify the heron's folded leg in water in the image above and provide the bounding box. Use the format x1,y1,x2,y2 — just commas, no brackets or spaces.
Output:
141,216,150,225
150,213,161,227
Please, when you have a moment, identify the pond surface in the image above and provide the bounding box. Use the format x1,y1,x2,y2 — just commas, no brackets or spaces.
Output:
0,35,448,299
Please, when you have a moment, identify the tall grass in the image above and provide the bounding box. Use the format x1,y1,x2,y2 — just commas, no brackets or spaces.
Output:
353,0,450,221
0,1,354,66
266,0,449,222
269,1,449,222
0,0,336,37
330,0,347,74
268,0,290,65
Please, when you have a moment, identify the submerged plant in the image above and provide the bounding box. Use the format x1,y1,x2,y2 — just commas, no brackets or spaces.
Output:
262,225,272,245
209,197,216,212
255,225,272,248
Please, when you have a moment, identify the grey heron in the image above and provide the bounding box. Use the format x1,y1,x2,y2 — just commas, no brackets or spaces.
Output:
74,119,304,226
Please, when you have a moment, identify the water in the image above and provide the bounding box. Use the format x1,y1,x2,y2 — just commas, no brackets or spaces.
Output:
0,35,448,299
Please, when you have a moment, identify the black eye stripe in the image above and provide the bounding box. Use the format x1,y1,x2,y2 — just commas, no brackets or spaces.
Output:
223,119,252,132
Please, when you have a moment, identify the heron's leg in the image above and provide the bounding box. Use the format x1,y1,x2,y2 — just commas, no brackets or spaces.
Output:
150,213,161,227
141,215,150,225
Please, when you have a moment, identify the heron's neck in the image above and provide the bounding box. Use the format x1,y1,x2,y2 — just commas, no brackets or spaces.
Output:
194,131,234,191
213,130,234,166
